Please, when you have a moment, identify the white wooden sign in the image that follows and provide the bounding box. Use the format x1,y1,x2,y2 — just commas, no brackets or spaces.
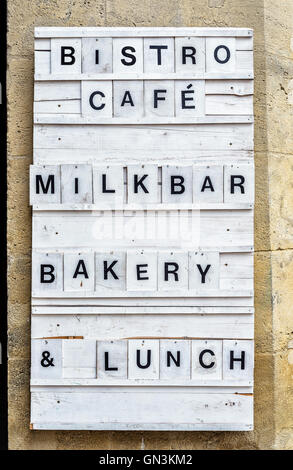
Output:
31,27,254,431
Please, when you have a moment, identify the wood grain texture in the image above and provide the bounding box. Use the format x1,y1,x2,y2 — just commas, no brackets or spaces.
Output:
33,123,253,151
30,391,253,430
31,314,254,340
32,210,254,250
32,306,254,315
35,27,253,38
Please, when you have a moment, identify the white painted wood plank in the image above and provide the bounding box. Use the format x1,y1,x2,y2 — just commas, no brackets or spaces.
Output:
220,278,253,290
34,114,253,125
236,37,253,51
35,39,51,50
35,51,50,75
33,149,254,164
31,315,254,340
31,422,253,431
35,27,253,38
35,72,254,81
32,212,253,250
220,252,253,279
206,95,253,115
32,202,254,211
30,391,253,428
33,123,254,151
31,380,253,389
205,80,253,95
32,306,254,315
34,81,81,101
62,339,96,378
236,51,253,71
32,296,254,307
31,289,253,299
34,99,80,114
31,312,255,326
33,216,253,241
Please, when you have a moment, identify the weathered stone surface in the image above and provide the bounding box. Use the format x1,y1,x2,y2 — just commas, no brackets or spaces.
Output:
7,157,32,257
265,0,293,449
8,303,30,359
254,252,272,354
268,153,293,250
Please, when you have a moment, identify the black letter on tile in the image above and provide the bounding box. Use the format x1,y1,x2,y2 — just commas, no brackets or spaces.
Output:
137,349,151,369
61,46,76,65
199,349,215,368
40,264,55,283
164,262,179,281
121,46,136,66
36,175,55,194
73,260,89,279
196,264,211,283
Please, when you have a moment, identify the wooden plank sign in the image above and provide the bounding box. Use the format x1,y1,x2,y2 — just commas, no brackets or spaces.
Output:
31,27,254,431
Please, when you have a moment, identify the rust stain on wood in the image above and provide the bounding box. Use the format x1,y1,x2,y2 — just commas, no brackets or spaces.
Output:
40,336,84,339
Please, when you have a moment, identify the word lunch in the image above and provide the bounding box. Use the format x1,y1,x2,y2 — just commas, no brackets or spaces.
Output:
31,338,254,382
30,163,254,205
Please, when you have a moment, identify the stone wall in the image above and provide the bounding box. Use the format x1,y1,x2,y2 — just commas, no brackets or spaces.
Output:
7,0,293,449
